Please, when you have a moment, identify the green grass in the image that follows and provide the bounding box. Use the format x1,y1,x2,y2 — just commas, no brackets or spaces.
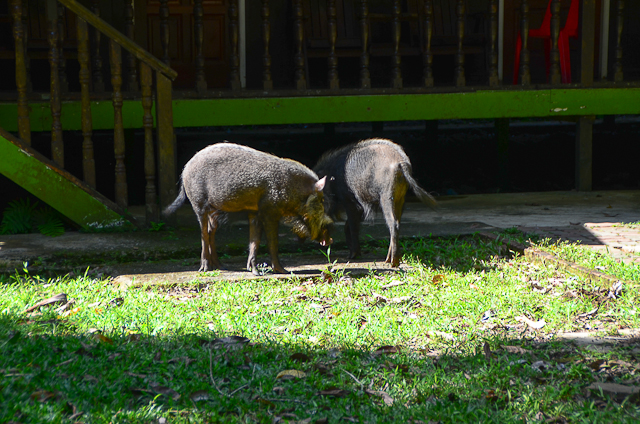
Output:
1,235,639,423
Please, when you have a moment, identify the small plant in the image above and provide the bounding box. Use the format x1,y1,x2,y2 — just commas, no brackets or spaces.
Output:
0,198,65,237
149,221,165,232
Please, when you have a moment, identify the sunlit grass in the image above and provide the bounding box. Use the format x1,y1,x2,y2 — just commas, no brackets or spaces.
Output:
1,234,639,423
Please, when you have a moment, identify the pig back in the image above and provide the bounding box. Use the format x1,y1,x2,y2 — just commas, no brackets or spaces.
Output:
344,139,409,201
182,143,318,213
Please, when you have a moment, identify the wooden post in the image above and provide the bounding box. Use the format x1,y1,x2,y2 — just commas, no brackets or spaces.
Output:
90,0,104,92
613,0,624,82
423,0,434,87
581,0,596,87
455,0,465,87
194,0,207,93
21,0,33,93
156,73,176,214
110,40,128,207
327,0,339,89
11,0,30,145
519,0,531,85
57,2,69,93
229,0,241,90
141,63,158,224
124,0,138,91
159,0,170,66
360,0,371,88
488,0,499,86
262,0,273,90
47,0,64,167
391,0,402,88
293,0,306,90
549,0,561,84
77,18,95,188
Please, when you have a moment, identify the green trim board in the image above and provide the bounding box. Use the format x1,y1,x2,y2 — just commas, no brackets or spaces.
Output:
1,87,640,131
0,128,134,229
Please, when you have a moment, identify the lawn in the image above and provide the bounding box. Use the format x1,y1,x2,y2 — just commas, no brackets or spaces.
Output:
1,233,639,423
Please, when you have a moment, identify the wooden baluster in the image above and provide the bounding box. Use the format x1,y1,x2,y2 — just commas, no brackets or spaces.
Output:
327,0,339,89
423,0,434,87
77,18,95,188
519,0,531,85
360,0,370,88
11,0,30,145
391,0,402,88
293,0,306,90
455,0,465,87
488,0,498,86
47,0,63,166
110,40,127,208
124,0,138,91
229,0,241,90
262,0,273,90
549,0,561,84
194,0,207,93
57,3,68,93
156,73,176,214
21,0,32,93
160,0,170,65
613,0,624,82
90,0,104,92
140,63,158,224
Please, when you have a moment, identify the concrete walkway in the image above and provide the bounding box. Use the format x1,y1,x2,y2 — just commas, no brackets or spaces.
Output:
1,190,639,277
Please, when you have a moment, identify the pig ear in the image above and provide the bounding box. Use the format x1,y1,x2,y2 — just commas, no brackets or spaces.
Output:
315,176,327,192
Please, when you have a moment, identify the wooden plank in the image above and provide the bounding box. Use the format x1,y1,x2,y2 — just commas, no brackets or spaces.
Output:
0,127,135,229
4,87,640,131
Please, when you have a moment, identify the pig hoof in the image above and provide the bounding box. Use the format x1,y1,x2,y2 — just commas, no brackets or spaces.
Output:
251,268,260,276
273,267,288,274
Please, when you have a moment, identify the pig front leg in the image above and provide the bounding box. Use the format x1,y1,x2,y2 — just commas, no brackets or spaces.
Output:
260,213,288,274
247,212,263,276
344,203,362,259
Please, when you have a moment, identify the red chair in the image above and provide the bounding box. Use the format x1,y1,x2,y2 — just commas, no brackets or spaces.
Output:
513,0,579,84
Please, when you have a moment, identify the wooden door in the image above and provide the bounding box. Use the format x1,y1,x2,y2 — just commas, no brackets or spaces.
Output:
138,0,228,89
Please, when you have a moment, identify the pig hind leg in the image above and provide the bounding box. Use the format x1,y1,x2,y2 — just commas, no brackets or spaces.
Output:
247,212,263,275
344,202,364,259
381,169,409,267
197,210,223,271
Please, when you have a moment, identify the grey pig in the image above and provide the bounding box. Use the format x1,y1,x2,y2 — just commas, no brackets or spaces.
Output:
164,142,333,275
314,138,437,267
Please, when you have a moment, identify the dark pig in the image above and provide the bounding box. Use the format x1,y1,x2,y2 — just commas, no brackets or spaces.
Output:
164,142,333,275
314,138,437,267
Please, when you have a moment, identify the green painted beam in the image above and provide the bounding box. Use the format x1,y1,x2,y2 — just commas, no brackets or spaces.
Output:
0,128,136,229
1,87,639,131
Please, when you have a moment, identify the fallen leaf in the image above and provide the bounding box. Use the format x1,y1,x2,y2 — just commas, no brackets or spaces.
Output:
501,345,530,354
318,388,349,397
515,316,546,329
365,389,394,406
588,359,606,371
587,382,640,402
93,333,114,345
276,369,306,380
55,357,76,367
432,274,445,284
150,383,181,400
30,390,57,402
381,280,405,290
427,331,456,341
23,293,68,313
483,342,493,362
83,374,99,382
255,397,276,408
373,345,399,355
189,390,211,402
290,353,311,362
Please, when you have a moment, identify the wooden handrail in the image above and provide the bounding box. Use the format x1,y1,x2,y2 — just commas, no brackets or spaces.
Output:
56,0,177,80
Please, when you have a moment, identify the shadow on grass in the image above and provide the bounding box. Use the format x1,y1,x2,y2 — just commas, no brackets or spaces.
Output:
1,311,640,424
